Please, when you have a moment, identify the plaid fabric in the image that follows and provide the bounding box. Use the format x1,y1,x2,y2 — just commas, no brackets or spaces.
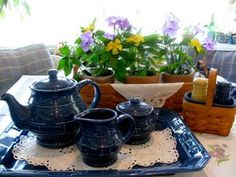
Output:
0,44,55,95
206,51,236,83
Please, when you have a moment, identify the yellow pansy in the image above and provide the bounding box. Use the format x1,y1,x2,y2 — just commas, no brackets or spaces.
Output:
83,23,95,33
105,39,123,55
127,34,144,46
190,39,202,53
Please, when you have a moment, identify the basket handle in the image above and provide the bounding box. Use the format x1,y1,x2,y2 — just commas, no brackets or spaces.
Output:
205,68,217,107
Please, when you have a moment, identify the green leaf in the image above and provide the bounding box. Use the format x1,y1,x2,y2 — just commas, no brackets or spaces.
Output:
164,36,176,45
57,57,72,76
110,57,118,70
101,52,111,61
88,54,99,63
59,45,70,57
64,59,73,76
76,47,83,57
57,57,66,70
90,67,104,76
137,69,147,76
160,65,169,73
146,48,160,55
75,37,82,45
71,57,81,66
95,30,105,36
114,60,126,81
120,50,135,66
73,72,81,81
144,34,161,44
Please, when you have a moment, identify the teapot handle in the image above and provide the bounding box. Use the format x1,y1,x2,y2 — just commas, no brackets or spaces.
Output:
76,79,101,108
116,114,135,143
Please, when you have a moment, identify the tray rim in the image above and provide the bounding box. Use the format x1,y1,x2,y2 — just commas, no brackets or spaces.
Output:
0,108,210,177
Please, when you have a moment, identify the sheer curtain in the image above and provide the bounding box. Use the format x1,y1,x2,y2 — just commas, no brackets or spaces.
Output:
0,0,234,47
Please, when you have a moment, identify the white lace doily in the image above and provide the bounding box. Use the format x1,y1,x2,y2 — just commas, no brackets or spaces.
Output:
12,128,179,171
111,83,183,107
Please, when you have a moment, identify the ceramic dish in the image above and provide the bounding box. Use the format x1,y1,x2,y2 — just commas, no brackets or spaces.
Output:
213,98,236,108
0,108,210,177
184,91,236,108
184,91,205,104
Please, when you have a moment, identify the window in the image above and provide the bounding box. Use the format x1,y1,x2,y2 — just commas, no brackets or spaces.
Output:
0,0,235,47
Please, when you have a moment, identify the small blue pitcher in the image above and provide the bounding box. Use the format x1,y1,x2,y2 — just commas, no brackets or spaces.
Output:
74,108,135,167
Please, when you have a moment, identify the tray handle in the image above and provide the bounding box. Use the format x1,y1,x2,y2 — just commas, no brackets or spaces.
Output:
205,68,217,107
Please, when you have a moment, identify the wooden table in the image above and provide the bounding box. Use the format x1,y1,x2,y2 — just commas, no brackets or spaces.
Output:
0,75,236,177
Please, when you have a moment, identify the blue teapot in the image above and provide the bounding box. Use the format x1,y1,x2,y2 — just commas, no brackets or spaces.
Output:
1,69,101,148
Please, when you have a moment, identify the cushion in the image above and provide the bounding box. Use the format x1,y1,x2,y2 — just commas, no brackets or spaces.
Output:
205,51,236,83
0,43,55,95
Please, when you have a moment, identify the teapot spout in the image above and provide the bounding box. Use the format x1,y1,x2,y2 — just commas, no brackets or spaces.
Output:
1,93,29,129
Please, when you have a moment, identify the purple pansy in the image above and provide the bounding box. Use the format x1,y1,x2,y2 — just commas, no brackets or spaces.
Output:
103,33,115,40
106,16,131,30
203,37,215,51
80,32,94,52
106,16,118,27
116,18,131,30
162,14,180,37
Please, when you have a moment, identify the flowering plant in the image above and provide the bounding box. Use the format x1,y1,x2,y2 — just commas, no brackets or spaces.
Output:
58,17,162,81
105,16,162,80
58,19,115,80
159,14,215,75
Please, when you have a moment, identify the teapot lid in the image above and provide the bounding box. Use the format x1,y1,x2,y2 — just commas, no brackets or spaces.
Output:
31,69,77,92
116,97,153,116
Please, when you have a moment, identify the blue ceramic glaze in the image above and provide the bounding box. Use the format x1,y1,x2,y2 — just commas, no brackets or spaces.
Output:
116,97,154,145
0,108,211,176
214,81,232,105
74,108,135,167
184,91,205,105
0,69,101,148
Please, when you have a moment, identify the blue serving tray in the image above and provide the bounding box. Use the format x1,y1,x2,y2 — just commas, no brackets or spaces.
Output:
0,108,210,177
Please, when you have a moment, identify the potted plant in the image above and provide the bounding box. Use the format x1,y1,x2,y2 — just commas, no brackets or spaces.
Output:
159,14,215,83
58,17,163,84
57,20,116,83
122,34,163,84
104,16,163,84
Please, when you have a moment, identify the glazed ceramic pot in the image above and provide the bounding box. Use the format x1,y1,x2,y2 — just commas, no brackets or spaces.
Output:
80,69,115,84
184,91,205,105
116,97,154,145
74,108,135,167
123,74,160,84
161,71,195,83
1,69,101,148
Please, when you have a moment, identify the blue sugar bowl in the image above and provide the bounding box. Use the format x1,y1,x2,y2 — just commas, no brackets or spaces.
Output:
116,97,154,145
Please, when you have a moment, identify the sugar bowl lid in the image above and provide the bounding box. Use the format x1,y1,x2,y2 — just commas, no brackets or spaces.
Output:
30,69,77,92
116,97,153,116
216,81,232,90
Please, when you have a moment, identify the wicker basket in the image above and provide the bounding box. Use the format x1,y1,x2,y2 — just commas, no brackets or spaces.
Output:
183,68,236,136
80,82,193,112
